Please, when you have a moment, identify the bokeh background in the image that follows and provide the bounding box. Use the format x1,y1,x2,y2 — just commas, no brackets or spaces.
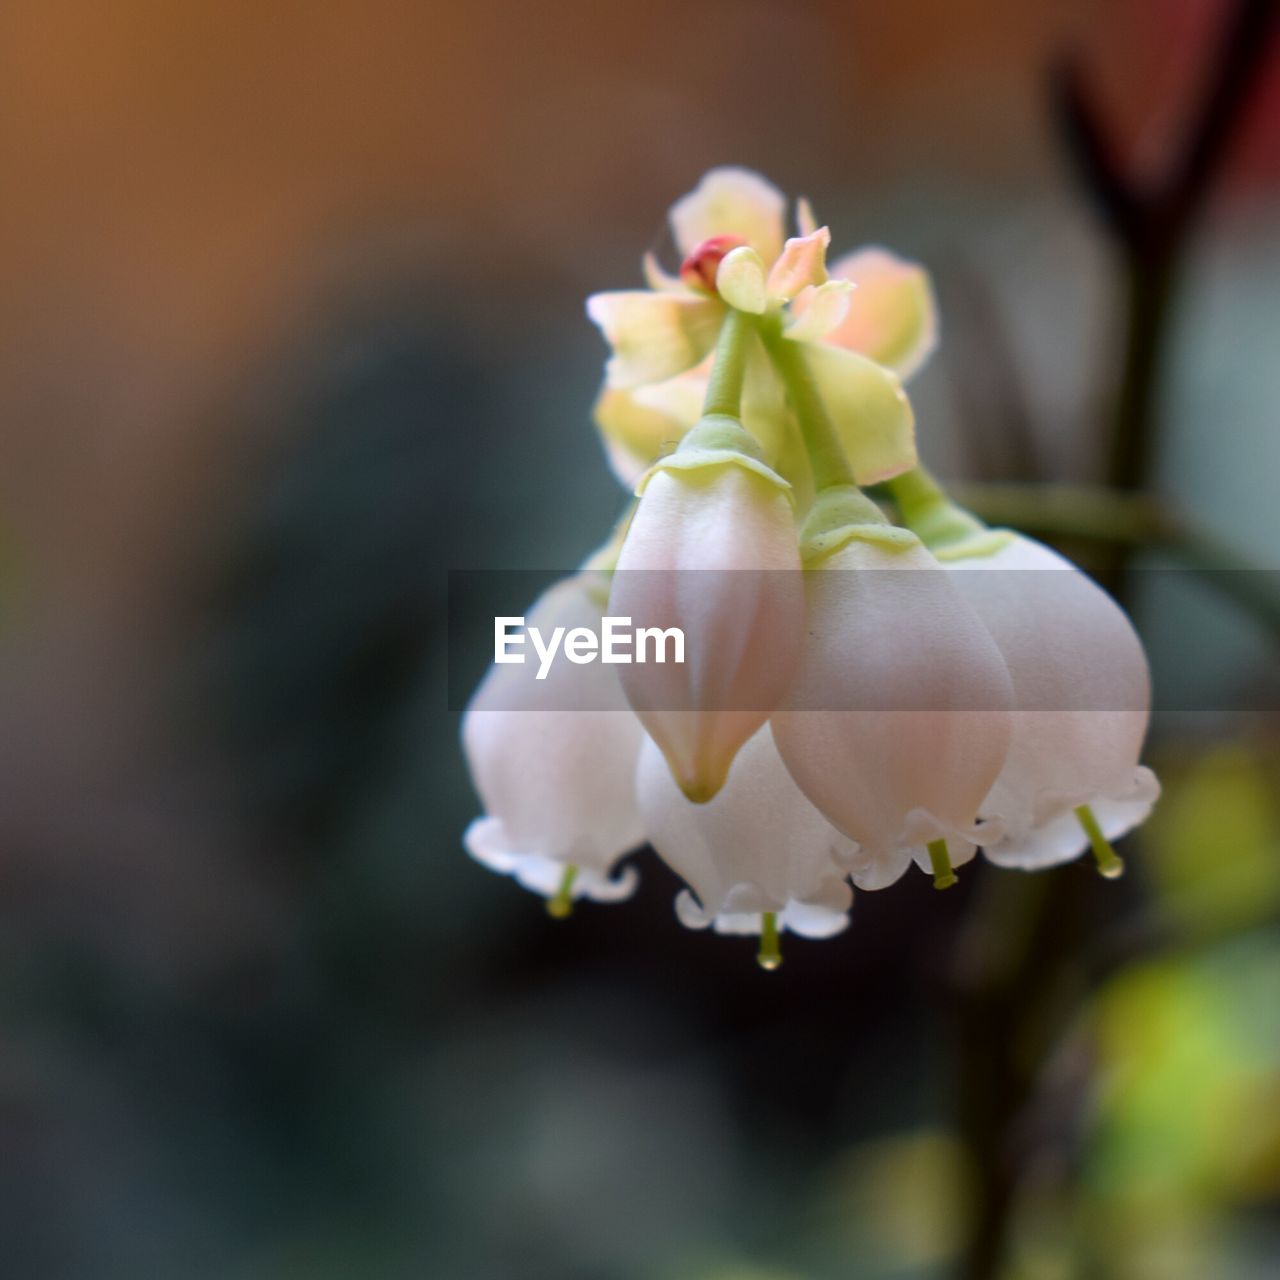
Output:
0,2,1278,1277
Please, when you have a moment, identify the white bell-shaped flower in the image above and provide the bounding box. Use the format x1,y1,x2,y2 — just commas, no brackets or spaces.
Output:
943,533,1159,872
609,418,803,803
637,726,855,962
462,573,645,912
772,521,1014,888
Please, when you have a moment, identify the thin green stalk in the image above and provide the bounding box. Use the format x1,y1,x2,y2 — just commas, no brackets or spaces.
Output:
760,316,855,493
886,464,989,550
757,912,782,970
702,307,755,419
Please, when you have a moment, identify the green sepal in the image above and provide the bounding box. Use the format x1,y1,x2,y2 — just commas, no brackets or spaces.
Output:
930,527,1017,561
799,483,916,566
635,413,793,501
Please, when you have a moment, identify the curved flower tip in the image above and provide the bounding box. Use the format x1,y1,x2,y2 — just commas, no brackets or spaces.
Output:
983,767,1160,872
462,574,647,905
944,533,1158,872
465,818,639,906
639,728,854,940
669,167,786,266
586,290,722,389
610,462,803,802
826,247,938,380
675,888,851,940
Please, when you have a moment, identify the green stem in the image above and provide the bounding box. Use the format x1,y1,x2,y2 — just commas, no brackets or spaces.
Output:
546,864,579,918
702,307,755,419
757,912,783,970
887,464,989,551
927,838,958,890
1074,805,1125,879
760,316,855,493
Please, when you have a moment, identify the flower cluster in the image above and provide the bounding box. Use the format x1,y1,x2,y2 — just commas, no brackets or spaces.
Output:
462,168,1159,965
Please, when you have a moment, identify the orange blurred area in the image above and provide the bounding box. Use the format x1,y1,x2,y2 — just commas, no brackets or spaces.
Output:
1,0,1276,590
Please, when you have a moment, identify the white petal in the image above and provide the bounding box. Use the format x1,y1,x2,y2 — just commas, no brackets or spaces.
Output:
983,769,1160,871
610,463,803,801
669,167,787,264
772,535,1014,864
639,728,855,935
586,290,723,389
943,534,1158,869
465,818,640,903
825,247,938,379
803,342,917,485
462,575,646,900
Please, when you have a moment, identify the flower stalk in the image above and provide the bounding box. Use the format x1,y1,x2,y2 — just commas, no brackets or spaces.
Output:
1074,803,1126,879
757,911,782,970
702,305,755,419
759,312,854,494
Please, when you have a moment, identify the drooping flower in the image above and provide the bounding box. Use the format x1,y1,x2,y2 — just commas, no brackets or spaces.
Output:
587,167,916,490
637,726,855,960
942,532,1159,872
771,519,1014,888
462,572,645,913
609,417,803,803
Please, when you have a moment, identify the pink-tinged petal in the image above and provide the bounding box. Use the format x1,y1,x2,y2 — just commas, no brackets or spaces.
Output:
669,167,786,264
783,279,852,342
825,248,939,379
680,234,749,293
611,454,803,803
795,196,819,238
586,290,723,389
772,536,1014,866
715,245,768,314
642,251,685,293
766,226,830,300
804,342,917,485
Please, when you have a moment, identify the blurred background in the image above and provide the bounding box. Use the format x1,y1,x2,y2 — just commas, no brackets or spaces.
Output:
0,1,1278,1276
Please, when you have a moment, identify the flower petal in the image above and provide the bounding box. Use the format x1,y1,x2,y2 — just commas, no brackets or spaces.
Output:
586,290,723,388
639,728,855,935
668,167,786,264
766,226,831,300
772,536,1014,863
795,195,819,238
642,251,685,292
803,342,917,484
715,245,768,314
825,248,938,379
784,279,853,343
592,373,706,486
611,463,803,802
462,575,648,897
